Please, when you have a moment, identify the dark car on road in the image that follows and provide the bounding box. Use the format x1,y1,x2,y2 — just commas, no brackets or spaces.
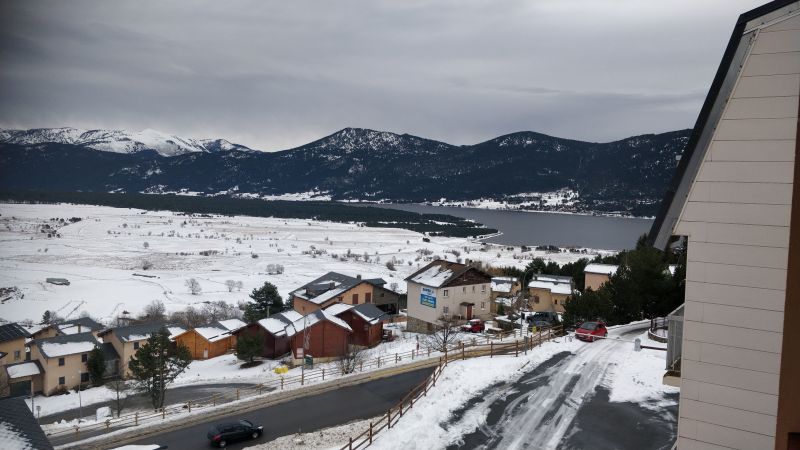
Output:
207,419,263,447
575,321,608,342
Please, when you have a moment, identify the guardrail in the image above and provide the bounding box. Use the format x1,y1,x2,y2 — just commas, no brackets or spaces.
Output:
340,326,565,450
45,328,542,443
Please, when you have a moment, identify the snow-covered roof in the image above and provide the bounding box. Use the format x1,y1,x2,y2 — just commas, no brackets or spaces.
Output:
584,264,619,276
290,272,386,304
57,317,103,335
494,297,514,307
0,323,31,343
324,303,354,316
528,280,573,296
281,310,303,323
255,311,305,337
34,333,99,359
192,326,231,343
112,323,182,342
6,362,41,379
285,310,352,338
409,265,454,288
0,397,54,450
491,277,517,293
307,286,348,305
349,304,386,324
217,319,246,332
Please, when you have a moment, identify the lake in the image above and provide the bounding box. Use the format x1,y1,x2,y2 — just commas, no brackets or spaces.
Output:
373,204,653,250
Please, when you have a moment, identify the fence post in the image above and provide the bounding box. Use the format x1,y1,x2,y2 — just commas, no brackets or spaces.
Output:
75,425,79,437
162,408,165,419
281,377,284,390
322,368,325,381
412,350,415,360
427,348,430,357
105,419,110,430
349,437,353,450
369,422,373,443
461,342,465,360
490,341,493,358
236,389,240,400
213,394,217,406
396,353,399,364
387,409,391,429
188,401,192,412
301,371,305,386
515,339,519,357
360,361,363,372
135,412,139,426
258,383,262,395
377,357,381,368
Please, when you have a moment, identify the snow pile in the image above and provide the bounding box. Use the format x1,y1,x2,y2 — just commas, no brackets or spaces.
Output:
0,421,34,450
244,416,376,450
606,331,678,407
27,385,123,417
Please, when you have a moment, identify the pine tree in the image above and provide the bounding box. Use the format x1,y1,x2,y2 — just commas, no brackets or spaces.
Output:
86,347,106,387
128,329,192,409
243,282,285,323
235,334,263,366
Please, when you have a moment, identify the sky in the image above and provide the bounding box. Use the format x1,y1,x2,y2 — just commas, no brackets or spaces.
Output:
0,0,768,151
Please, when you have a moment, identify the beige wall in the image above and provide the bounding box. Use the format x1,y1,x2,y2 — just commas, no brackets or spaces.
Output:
672,13,799,450
407,280,491,330
0,337,26,365
528,287,567,313
584,273,611,292
30,344,90,396
107,331,143,378
293,282,383,314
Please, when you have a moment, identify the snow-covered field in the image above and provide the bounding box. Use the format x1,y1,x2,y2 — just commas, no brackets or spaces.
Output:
0,202,596,324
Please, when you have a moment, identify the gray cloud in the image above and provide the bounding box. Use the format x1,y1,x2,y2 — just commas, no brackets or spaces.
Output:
0,0,766,150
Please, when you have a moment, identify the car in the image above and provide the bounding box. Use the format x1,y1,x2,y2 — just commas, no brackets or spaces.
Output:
575,321,608,342
529,320,552,331
207,419,263,448
461,318,485,333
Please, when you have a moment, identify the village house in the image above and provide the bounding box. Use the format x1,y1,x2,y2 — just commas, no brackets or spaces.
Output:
103,323,186,378
28,332,99,396
583,264,618,291
325,303,386,348
0,323,31,366
405,260,492,334
32,317,104,340
490,276,521,314
527,274,574,313
286,309,352,363
232,310,303,359
649,2,800,447
1,360,44,397
174,319,246,360
290,272,400,315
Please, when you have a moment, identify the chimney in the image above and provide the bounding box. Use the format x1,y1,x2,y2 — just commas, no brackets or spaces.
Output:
329,282,335,289
357,274,362,280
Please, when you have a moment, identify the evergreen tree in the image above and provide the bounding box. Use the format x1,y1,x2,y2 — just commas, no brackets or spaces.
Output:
235,334,263,365
86,347,106,387
243,282,285,322
128,329,192,409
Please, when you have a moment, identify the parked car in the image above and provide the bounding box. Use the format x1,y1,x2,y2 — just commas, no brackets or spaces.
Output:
575,321,608,342
207,419,263,448
529,312,560,325
529,320,552,331
461,319,485,333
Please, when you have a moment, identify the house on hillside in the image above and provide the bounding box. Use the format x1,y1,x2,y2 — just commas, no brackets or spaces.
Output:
490,276,520,314
0,397,54,449
325,303,386,348
405,260,492,333
32,317,104,340
103,323,185,378
173,319,246,360
29,332,99,395
527,274,574,313
0,323,31,366
290,272,400,315
583,264,618,291
232,310,303,359
286,310,352,363
648,2,800,448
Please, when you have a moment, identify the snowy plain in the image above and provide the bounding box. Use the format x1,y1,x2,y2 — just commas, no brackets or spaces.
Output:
0,202,597,325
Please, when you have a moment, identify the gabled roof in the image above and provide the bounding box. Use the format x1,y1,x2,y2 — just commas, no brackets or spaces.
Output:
57,317,104,334
324,303,354,317
584,264,619,276
291,272,386,305
0,323,31,343
110,322,183,342
349,304,386,324
527,274,574,296
405,260,491,288
284,310,352,338
649,0,800,248
32,332,99,359
5,361,43,379
251,310,305,337
0,397,54,450
217,319,246,332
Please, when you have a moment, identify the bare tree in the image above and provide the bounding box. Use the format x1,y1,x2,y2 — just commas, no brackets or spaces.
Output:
225,280,237,292
337,339,368,375
235,281,243,291
185,278,202,295
143,241,149,249
141,260,153,270
202,300,242,322
140,299,166,322
425,315,463,353
105,379,131,417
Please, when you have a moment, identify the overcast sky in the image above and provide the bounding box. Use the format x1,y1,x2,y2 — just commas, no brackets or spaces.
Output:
0,0,767,150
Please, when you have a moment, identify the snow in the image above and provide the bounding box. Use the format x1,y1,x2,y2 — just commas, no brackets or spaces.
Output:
257,317,289,336
26,385,123,417
192,326,231,342
0,421,34,450
244,416,376,450
409,266,453,288
217,318,246,332
166,326,186,338
607,331,677,408
285,311,352,338
39,340,96,358
490,276,516,293
6,362,40,379
584,263,619,276
323,303,353,316
0,202,601,325
109,445,165,450
528,280,572,295
306,286,348,305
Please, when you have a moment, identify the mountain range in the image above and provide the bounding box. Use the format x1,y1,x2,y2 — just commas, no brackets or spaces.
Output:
0,126,690,216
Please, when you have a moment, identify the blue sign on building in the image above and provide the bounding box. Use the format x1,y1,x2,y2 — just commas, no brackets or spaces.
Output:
420,287,436,308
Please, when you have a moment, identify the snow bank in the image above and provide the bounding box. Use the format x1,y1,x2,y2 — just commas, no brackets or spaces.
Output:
606,331,678,408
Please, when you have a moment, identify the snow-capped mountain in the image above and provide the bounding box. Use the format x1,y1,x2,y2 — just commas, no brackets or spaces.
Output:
0,127,253,157
0,126,691,216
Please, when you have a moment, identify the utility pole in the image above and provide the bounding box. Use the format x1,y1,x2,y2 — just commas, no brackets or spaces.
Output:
77,371,82,423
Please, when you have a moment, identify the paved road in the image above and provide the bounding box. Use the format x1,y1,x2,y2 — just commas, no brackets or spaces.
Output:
41,383,261,424
128,367,434,450
444,326,677,450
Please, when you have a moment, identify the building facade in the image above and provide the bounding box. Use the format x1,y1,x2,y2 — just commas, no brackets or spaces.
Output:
29,333,99,396
583,264,619,291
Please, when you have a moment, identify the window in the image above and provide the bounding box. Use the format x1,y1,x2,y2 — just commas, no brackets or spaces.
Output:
58,357,65,366
443,289,449,297
554,299,558,305
481,285,486,293
443,306,449,314
81,354,88,363
58,376,65,385
133,342,140,350
80,372,89,383
353,293,359,305
481,302,486,310
534,295,540,304
13,350,20,361
462,287,466,294
365,292,372,304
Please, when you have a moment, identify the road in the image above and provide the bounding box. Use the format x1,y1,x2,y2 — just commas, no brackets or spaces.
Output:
126,366,433,450
445,325,677,450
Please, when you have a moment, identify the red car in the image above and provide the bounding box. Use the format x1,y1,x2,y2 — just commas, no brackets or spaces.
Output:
461,319,485,333
575,321,608,342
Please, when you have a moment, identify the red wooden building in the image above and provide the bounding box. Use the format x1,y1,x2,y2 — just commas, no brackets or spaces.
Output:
232,310,303,359
325,303,386,348
286,310,352,361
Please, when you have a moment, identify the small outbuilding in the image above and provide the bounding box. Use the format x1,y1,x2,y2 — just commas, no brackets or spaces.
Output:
326,303,386,348
173,319,246,360
232,310,304,359
286,310,353,363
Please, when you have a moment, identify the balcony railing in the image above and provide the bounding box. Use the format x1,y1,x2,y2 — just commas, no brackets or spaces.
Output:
665,304,684,372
